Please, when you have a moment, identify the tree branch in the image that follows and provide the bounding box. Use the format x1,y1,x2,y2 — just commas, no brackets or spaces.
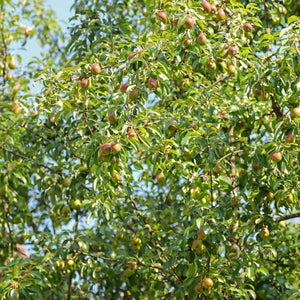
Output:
67,270,74,300
0,145,91,191
217,150,244,164
270,94,283,119
274,212,300,222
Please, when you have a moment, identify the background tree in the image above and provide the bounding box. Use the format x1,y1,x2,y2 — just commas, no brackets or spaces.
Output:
1,0,300,299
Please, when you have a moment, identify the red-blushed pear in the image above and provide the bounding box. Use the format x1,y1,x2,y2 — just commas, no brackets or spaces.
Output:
100,143,111,156
111,143,121,154
6,73,13,81
217,8,226,19
243,23,253,32
210,4,217,13
12,84,20,94
49,114,56,123
157,172,165,183
286,193,293,203
24,27,31,36
253,87,261,97
207,60,216,71
195,283,202,294
148,78,158,89
12,104,21,114
197,226,207,240
80,78,90,90
128,53,136,61
201,1,211,12
191,187,200,199
128,261,137,270
183,15,194,29
127,128,137,139
285,132,294,143
113,170,121,182
259,226,270,239
228,65,237,74
191,121,197,128
129,89,139,100
191,239,206,255
157,11,167,22
124,262,137,276
228,46,238,55
172,19,178,26
282,6,287,15
291,106,300,117
270,152,282,163
183,38,192,47
91,63,101,75
131,236,142,251
120,82,128,93
8,57,16,69
203,278,213,288
108,111,117,125
214,163,222,174
131,236,140,245
197,32,207,44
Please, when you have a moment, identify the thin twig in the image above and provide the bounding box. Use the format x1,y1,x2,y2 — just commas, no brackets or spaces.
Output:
217,150,244,164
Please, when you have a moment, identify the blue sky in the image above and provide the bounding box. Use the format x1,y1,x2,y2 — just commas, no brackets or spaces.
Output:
45,0,73,29
20,0,73,66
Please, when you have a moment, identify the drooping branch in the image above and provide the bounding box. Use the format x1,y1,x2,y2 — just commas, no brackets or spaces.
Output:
0,145,59,173
0,145,91,191
274,212,300,222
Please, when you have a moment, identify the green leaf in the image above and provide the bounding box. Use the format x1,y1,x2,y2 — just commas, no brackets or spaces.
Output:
288,292,300,300
218,175,232,186
258,267,269,276
186,260,197,278
288,15,299,24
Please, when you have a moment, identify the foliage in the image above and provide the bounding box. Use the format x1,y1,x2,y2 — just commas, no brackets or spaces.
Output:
0,0,300,299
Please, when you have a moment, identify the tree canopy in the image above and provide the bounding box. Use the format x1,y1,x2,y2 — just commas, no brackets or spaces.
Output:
0,0,300,299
